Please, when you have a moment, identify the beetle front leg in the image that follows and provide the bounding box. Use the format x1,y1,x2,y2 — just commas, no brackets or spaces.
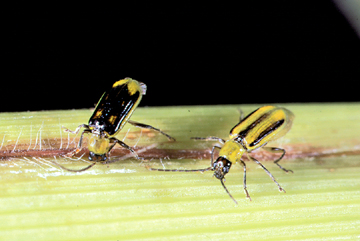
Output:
63,124,90,135
64,128,91,157
210,145,221,167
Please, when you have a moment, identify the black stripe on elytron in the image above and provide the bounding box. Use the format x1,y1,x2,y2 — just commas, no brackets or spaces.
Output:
237,113,270,139
249,119,285,147
230,107,259,136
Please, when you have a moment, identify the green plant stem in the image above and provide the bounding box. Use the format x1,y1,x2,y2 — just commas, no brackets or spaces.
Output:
0,103,360,241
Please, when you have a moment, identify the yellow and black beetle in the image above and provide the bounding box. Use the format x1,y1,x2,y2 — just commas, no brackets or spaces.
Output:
150,106,294,204
61,77,175,172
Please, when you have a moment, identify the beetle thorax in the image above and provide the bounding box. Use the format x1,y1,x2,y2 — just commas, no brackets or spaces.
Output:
218,140,246,163
89,120,106,134
88,133,110,156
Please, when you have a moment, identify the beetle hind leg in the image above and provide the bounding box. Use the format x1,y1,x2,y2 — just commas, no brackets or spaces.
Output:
128,120,176,141
263,147,293,173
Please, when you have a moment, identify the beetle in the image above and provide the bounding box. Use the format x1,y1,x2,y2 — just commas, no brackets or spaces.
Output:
149,106,294,204
60,77,175,172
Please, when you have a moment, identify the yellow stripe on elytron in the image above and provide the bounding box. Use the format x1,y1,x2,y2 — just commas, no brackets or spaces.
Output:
112,78,141,96
244,108,287,150
112,78,130,88
93,109,103,119
230,106,293,151
108,115,118,125
230,106,277,139
267,107,294,142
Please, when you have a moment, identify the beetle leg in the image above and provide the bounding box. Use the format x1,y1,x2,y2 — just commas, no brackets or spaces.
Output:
239,160,251,201
237,108,244,122
108,137,140,159
128,120,175,141
64,128,91,157
63,124,90,135
246,153,286,193
191,136,226,145
210,145,221,166
263,147,293,173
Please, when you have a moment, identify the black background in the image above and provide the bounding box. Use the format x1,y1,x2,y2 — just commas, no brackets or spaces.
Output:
6,2,360,112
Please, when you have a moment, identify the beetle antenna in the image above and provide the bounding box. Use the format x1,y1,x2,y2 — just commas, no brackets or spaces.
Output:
220,178,238,205
148,166,212,173
50,160,96,172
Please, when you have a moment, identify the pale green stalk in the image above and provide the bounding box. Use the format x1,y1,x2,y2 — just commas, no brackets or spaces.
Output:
0,103,359,240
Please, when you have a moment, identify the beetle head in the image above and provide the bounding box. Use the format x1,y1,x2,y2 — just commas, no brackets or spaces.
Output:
89,151,108,162
213,156,232,180
212,156,238,205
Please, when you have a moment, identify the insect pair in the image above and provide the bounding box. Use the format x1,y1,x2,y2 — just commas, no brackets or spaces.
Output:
58,77,294,204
